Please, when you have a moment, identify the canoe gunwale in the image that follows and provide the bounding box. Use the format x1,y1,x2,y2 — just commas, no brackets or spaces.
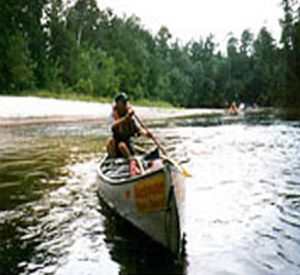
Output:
97,154,167,185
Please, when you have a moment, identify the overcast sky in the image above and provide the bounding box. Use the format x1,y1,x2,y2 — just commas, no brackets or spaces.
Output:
99,0,283,50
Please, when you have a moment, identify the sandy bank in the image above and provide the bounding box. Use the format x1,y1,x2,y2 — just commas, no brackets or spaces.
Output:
0,96,223,126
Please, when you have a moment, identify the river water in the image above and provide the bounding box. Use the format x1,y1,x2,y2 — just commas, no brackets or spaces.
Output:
0,112,300,275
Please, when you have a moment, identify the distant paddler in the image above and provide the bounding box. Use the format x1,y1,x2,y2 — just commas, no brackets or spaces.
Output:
228,101,238,115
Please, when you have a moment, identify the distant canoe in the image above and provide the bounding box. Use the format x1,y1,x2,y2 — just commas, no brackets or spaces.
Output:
97,148,185,255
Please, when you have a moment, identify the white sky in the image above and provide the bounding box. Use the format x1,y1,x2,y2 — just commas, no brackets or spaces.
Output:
99,0,283,50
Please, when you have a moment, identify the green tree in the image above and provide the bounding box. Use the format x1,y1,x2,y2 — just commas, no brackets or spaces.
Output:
239,29,254,103
5,32,36,91
66,0,100,46
280,0,300,108
0,0,47,91
252,27,281,105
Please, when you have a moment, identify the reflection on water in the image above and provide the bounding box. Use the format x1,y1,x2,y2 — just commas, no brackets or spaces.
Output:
99,196,187,275
0,114,300,275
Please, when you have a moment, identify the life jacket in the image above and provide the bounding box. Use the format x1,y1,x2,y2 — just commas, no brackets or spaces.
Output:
112,102,131,120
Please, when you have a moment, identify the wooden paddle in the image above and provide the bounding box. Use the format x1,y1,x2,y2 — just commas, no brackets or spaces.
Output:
134,113,191,177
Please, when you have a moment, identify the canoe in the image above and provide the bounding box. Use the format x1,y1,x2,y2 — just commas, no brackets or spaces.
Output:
97,148,185,255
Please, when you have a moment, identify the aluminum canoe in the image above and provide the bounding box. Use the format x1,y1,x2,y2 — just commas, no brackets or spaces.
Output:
97,151,185,255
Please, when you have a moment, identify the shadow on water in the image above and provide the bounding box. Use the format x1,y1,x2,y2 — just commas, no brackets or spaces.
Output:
98,196,187,275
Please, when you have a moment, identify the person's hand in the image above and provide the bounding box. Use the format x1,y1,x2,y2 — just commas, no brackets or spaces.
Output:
126,109,134,119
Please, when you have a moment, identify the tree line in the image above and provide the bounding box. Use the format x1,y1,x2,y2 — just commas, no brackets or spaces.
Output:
0,0,299,108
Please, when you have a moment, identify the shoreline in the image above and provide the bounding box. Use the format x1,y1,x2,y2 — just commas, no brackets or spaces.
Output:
0,115,102,127
0,95,224,127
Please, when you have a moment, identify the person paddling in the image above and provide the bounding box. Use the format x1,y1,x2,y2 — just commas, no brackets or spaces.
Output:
106,92,153,175
228,101,238,115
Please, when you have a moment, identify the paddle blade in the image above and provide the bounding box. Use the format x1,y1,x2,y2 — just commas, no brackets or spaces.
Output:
181,166,191,177
167,158,191,177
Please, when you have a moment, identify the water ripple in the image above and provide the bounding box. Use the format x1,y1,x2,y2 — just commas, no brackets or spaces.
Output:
0,115,300,275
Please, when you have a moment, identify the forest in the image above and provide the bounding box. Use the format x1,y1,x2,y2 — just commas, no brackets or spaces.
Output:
0,0,299,108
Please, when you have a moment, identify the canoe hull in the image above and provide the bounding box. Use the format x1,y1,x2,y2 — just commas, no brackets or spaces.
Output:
97,157,185,255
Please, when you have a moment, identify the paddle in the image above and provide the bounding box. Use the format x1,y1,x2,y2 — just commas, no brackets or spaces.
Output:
134,113,191,177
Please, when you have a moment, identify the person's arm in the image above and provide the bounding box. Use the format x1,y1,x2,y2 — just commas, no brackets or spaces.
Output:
111,109,134,130
126,110,153,139
139,127,153,138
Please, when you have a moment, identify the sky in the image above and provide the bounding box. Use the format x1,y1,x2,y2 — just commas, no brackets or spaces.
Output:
99,0,283,50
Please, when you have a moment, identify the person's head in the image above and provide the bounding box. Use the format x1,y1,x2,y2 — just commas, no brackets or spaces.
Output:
115,92,129,115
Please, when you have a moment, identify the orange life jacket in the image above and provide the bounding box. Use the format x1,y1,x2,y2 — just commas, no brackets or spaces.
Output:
112,103,132,120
